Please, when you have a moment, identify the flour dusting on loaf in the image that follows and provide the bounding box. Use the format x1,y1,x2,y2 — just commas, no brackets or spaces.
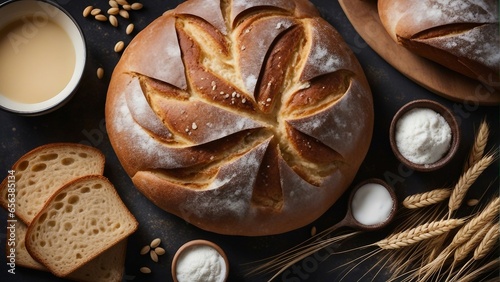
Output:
106,0,373,235
378,0,499,88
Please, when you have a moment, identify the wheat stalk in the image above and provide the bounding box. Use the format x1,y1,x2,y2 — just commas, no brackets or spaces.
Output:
376,218,465,250
448,153,496,215
473,223,500,261
453,221,494,262
454,258,500,282
449,197,500,249
426,153,496,261
448,257,500,282
243,231,359,278
403,188,451,209
464,120,489,172
413,197,499,281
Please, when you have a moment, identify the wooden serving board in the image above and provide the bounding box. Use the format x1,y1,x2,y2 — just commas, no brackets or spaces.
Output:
338,0,500,106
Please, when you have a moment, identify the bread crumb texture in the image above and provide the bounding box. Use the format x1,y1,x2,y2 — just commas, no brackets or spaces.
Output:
25,175,138,277
0,143,105,225
106,0,373,235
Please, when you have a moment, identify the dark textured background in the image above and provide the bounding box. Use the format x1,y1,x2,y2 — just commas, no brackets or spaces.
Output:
0,0,498,281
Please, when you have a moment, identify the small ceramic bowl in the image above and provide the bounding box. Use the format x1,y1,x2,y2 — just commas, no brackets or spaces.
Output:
172,240,229,282
347,178,397,231
0,0,86,115
389,99,460,172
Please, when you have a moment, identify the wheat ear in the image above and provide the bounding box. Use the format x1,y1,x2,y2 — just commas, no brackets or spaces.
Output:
416,197,500,281
473,223,500,261
403,188,451,209
376,218,465,250
453,221,494,262
464,120,489,172
450,197,500,249
448,154,496,215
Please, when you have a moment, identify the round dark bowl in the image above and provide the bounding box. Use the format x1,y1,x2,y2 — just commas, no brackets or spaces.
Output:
389,99,460,172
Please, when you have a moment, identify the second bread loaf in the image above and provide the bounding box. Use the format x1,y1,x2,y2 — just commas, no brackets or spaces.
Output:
378,0,499,88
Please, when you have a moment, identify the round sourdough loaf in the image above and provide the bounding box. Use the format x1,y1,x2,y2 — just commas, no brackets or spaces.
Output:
378,0,499,89
106,0,373,236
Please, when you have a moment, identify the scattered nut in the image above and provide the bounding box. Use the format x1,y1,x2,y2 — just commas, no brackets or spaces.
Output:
119,9,129,19
83,6,93,18
109,15,118,27
311,226,317,237
95,14,108,22
116,0,129,6
90,8,101,16
109,0,118,8
131,3,143,10
140,245,150,255
107,7,119,15
467,198,480,207
122,4,131,10
140,267,151,274
150,238,161,248
97,67,104,79
114,41,125,53
150,250,159,262
154,247,166,256
126,23,134,35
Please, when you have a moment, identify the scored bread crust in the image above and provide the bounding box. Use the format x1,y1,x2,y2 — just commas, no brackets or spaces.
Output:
378,0,499,88
106,0,374,235
0,143,105,224
25,175,138,277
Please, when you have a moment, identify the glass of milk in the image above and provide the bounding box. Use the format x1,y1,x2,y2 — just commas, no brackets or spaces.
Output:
0,0,86,115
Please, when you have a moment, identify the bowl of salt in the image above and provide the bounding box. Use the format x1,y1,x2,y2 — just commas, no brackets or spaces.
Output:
172,240,229,282
390,99,460,172
349,178,397,230
321,178,397,233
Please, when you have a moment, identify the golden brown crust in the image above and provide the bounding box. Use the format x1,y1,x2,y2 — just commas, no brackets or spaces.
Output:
378,0,500,88
106,0,373,235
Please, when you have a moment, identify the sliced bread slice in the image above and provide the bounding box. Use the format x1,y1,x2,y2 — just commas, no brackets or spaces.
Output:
10,221,47,271
66,239,128,282
0,143,105,224
13,220,127,282
25,175,138,277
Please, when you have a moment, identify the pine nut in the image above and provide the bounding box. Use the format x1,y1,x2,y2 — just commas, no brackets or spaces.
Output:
311,226,317,237
126,23,134,35
467,198,480,206
95,14,108,22
109,15,118,27
140,267,151,274
119,9,129,19
150,250,158,262
83,6,93,18
131,3,143,10
154,247,166,256
97,68,104,80
114,41,125,53
109,1,118,8
107,7,119,15
150,238,161,248
90,8,101,16
122,4,131,10
140,245,150,255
